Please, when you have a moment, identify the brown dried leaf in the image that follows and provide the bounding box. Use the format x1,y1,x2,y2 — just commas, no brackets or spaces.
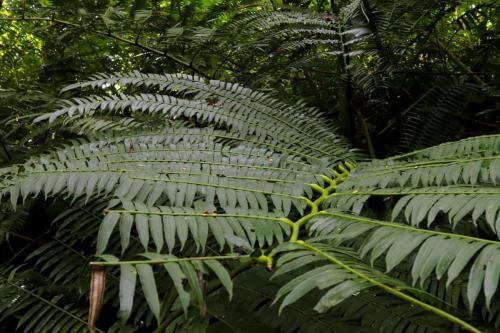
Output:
88,266,106,333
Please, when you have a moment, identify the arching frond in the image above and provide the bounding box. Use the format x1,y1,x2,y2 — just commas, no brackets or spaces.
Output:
0,72,360,330
41,72,357,163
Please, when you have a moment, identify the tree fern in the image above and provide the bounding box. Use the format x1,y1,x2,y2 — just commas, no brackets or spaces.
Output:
0,72,499,332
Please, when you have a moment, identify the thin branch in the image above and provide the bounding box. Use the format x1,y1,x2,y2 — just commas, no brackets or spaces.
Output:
433,38,486,86
0,16,208,77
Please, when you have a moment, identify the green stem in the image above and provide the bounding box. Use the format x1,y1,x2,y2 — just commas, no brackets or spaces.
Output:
90,254,248,266
28,168,300,184
27,168,306,183
389,134,499,161
129,175,308,202
288,172,346,242
107,158,315,173
105,209,294,227
347,155,499,180
332,190,500,196
318,211,500,246
295,241,482,333
63,147,309,167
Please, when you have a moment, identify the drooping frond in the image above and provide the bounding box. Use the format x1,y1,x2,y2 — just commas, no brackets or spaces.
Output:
93,253,235,323
201,267,361,333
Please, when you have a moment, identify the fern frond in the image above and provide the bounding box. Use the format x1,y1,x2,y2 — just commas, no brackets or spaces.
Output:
271,241,482,332
310,211,500,309
1,129,327,213
202,267,361,333
45,72,357,163
330,135,500,232
0,268,97,333
397,81,484,151
0,73,358,330
98,199,292,254
222,10,333,33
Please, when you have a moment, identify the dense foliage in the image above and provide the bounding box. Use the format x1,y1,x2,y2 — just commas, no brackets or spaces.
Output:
0,0,499,332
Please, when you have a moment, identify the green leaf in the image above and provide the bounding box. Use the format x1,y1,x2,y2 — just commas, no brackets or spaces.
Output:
467,245,499,311
97,212,120,254
119,264,137,323
162,214,177,253
163,262,191,313
179,261,204,307
205,260,233,300
120,213,134,254
484,252,500,309
136,264,160,322
135,213,150,250
149,213,164,252
314,280,370,313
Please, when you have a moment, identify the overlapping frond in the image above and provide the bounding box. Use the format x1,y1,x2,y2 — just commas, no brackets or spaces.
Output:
216,9,342,86
397,81,484,151
1,67,498,332
38,72,357,163
0,73,361,330
0,128,325,278
202,267,360,333
204,267,451,333
270,241,434,312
